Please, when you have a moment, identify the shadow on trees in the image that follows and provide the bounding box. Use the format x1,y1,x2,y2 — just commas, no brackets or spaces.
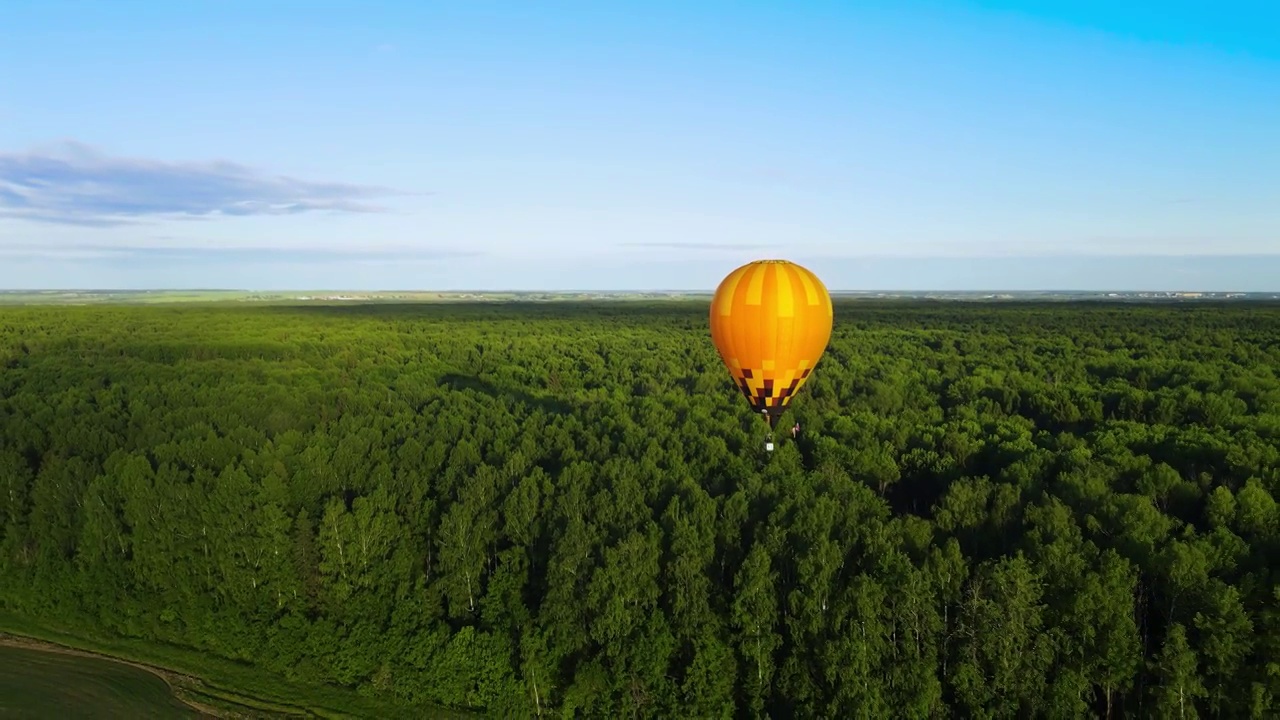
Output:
439,372,574,417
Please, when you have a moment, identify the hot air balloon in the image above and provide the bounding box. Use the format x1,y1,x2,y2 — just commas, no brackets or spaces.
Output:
709,259,833,451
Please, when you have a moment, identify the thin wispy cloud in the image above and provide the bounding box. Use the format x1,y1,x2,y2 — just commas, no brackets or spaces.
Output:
0,242,481,264
621,242,768,251
0,141,408,227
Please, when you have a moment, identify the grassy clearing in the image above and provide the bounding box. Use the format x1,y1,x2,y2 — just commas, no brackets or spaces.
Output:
0,643,203,719
0,615,472,719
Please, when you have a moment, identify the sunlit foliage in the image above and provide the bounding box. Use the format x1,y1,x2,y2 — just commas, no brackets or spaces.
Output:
1,300,1278,717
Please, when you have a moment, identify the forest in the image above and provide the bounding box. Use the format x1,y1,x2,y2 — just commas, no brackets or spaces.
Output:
0,298,1278,718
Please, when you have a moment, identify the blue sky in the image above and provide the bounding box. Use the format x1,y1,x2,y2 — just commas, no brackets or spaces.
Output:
1,0,1277,291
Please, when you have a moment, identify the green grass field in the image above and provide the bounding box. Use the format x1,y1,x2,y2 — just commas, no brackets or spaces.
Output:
0,644,202,719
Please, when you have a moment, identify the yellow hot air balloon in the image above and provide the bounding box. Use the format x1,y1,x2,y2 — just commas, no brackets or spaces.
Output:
709,259,833,450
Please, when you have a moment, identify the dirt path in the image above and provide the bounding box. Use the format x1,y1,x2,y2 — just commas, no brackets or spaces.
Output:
0,632,227,718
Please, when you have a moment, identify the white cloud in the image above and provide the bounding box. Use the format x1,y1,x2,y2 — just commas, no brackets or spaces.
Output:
0,141,411,227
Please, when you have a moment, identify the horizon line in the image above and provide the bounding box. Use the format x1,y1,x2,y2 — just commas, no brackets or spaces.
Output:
5,288,1280,295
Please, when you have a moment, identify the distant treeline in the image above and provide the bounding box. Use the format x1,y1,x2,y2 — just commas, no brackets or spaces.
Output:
1,300,1278,718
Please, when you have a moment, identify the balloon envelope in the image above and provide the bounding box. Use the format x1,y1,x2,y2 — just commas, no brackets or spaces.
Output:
709,259,833,428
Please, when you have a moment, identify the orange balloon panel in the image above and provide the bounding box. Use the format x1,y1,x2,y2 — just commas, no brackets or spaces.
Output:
709,259,833,426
